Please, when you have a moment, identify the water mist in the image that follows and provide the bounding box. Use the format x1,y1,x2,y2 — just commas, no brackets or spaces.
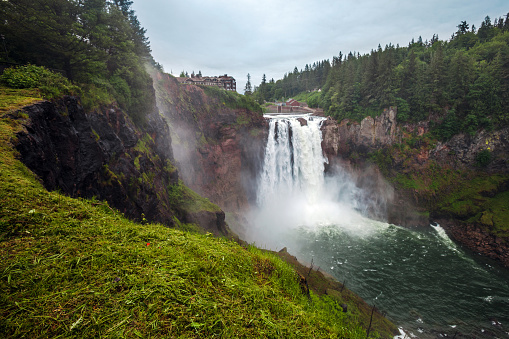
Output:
247,114,386,250
247,113,509,338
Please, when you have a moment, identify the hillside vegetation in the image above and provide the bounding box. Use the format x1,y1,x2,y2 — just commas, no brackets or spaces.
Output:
0,88,396,338
0,0,159,126
254,13,509,136
252,12,509,266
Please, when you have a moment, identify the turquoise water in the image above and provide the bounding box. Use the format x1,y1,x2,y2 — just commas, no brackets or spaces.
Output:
289,222,509,338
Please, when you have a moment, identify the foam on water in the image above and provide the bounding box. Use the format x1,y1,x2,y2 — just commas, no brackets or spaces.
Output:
249,113,509,338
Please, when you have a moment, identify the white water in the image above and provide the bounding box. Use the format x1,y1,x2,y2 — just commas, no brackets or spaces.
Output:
257,114,327,207
248,114,379,249
249,114,509,338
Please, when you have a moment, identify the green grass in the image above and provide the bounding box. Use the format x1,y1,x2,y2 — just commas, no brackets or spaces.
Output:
179,184,222,214
367,134,509,243
385,135,509,238
483,191,509,237
0,86,42,114
0,99,396,337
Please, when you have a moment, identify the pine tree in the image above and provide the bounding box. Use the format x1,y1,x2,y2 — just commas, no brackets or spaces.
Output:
244,73,252,95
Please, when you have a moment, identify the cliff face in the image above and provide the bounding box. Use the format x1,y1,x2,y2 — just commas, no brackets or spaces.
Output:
431,128,509,171
322,107,400,159
321,108,421,226
14,96,228,236
321,108,509,266
152,72,267,233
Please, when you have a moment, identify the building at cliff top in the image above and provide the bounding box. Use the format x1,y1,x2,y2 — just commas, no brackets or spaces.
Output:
286,98,301,107
176,74,236,92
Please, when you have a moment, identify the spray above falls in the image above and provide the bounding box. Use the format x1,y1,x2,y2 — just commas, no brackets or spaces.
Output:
248,113,381,249
249,115,509,339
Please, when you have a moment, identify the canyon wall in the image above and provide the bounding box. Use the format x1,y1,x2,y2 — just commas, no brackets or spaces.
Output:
320,107,509,267
14,96,229,236
151,72,267,236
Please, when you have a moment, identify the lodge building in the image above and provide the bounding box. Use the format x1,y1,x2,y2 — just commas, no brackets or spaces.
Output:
176,74,236,92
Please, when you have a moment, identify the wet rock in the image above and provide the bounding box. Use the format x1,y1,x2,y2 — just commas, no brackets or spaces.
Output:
321,107,401,159
181,210,228,237
439,219,509,268
297,117,307,126
152,72,267,226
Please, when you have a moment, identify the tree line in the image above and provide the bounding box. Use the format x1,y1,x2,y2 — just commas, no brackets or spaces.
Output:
253,14,509,139
0,0,160,126
252,60,331,103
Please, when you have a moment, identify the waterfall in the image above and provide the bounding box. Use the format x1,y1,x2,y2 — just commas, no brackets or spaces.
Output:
248,113,380,249
249,115,509,339
257,114,328,207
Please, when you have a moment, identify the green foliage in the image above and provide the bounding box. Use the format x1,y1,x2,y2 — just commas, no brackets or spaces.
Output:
0,86,42,113
368,149,393,176
179,184,221,214
475,149,492,167
1,64,46,88
432,109,460,141
0,0,157,126
200,85,262,113
109,74,132,109
0,107,389,338
253,60,332,102
167,180,185,207
255,12,509,132
292,90,324,108
0,65,80,99
79,83,115,111
394,97,410,121
435,174,509,234
482,191,509,237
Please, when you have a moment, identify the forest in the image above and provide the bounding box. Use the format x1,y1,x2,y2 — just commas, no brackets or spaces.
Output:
0,0,158,126
253,14,509,140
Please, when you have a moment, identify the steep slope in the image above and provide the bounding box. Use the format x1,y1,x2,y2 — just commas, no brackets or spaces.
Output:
11,93,228,236
321,108,509,267
0,87,398,338
151,71,267,236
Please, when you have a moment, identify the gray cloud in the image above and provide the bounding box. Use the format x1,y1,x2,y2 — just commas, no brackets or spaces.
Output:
133,0,508,92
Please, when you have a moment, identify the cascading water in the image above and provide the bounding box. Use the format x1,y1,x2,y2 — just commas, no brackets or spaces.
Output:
249,113,509,338
257,115,327,207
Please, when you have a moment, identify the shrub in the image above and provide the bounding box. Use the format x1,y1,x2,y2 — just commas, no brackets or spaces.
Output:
475,149,492,167
0,64,80,99
432,109,460,141
1,64,44,88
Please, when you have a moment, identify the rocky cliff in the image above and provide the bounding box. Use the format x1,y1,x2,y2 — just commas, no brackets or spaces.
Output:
151,72,267,237
14,96,229,236
322,107,401,156
321,108,509,267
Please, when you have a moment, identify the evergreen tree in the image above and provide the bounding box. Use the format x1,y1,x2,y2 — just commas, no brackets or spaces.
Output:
252,11,509,133
0,0,157,126
244,73,252,95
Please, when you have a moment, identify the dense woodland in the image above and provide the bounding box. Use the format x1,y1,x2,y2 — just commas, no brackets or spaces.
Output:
0,0,159,125
253,14,509,140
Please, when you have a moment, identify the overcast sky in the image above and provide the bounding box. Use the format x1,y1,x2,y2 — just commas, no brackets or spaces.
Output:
132,0,508,94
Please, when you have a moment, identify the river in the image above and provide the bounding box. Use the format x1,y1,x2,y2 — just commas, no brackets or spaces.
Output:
248,114,509,338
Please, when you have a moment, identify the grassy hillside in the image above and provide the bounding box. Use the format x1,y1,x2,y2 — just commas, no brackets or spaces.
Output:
0,90,396,337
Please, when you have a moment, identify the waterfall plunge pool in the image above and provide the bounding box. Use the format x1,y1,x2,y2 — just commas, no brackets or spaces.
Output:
249,114,509,338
